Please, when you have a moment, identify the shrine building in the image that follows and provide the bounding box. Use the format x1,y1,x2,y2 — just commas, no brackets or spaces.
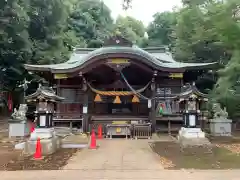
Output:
24,36,217,135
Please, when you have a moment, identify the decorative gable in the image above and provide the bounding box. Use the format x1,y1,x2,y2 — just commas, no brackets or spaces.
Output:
103,35,133,47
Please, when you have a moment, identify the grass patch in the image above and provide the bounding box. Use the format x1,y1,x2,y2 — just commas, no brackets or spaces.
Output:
151,141,240,169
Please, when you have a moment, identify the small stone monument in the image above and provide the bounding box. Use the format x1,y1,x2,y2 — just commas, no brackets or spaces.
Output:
24,84,64,155
209,103,232,136
8,104,30,137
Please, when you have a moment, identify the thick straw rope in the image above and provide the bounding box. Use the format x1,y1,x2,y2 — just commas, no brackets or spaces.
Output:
87,81,150,96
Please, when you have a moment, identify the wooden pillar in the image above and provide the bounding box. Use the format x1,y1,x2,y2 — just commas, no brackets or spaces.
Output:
56,79,60,118
82,79,89,133
168,120,171,135
150,79,156,132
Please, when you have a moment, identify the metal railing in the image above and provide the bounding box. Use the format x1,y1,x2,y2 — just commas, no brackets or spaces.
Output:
89,123,152,139
132,123,152,139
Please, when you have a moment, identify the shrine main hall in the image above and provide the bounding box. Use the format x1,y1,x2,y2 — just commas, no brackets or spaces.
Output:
24,35,217,136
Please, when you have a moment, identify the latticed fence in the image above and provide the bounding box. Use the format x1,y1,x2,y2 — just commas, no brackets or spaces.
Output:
132,124,152,139
89,122,152,139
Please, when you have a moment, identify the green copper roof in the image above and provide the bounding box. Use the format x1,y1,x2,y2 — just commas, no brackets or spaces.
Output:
25,86,64,102
173,83,208,99
24,46,217,73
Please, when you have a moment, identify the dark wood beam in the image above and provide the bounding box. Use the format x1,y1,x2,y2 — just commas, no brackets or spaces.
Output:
150,78,156,132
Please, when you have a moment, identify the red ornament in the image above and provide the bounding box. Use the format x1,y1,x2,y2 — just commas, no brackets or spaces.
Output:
8,93,13,112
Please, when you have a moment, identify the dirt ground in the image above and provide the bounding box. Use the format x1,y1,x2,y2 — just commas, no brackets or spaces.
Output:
0,141,22,169
2,148,78,171
208,135,240,154
0,119,79,171
151,141,240,170
0,119,22,169
208,135,240,144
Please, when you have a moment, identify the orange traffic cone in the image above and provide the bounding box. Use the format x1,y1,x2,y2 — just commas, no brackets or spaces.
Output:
89,129,97,149
98,125,103,139
34,138,43,160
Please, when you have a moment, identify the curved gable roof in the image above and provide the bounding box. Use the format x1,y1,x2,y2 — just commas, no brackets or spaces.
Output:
24,47,217,73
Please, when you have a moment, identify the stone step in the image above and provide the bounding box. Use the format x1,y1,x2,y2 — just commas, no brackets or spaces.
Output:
62,134,89,144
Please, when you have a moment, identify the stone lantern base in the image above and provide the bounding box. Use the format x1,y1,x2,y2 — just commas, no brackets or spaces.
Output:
178,127,205,138
24,128,61,155
177,127,210,147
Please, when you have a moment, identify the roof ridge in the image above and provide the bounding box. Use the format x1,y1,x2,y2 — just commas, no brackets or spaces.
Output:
73,46,169,54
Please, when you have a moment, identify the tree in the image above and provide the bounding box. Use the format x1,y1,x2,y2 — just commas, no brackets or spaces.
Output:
147,11,177,47
114,16,146,46
210,0,240,117
0,0,32,91
67,0,113,48
27,0,70,64
213,50,240,117
173,0,229,64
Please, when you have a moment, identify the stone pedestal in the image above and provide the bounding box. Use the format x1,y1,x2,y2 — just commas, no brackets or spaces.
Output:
177,127,210,147
24,128,61,155
30,128,55,139
178,127,205,138
209,118,232,136
8,121,30,137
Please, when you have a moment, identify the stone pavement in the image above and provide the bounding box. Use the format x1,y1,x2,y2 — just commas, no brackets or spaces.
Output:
64,139,163,170
1,139,240,179
1,170,240,180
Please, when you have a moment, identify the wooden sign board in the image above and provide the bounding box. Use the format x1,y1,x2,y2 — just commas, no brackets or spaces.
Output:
112,121,128,125
54,74,68,79
106,59,130,71
169,73,183,78
107,59,130,64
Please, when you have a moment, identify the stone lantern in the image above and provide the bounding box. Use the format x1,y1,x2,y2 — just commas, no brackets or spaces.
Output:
176,83,208,128
183,94,199,128
24,84,64,155
25,85,64,129
35,98,55,128
176,83,210,146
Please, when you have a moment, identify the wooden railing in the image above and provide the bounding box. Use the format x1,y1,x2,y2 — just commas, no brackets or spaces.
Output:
155,112,208,135
52,113,83,131
54,113,83,120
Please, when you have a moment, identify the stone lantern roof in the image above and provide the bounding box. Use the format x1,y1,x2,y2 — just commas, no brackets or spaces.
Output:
25,85,64,102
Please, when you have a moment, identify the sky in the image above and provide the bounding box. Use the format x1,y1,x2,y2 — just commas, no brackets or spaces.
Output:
103,0,182,26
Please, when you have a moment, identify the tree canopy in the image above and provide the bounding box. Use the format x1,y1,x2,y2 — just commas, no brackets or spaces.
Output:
114,16,147,46
147,12,177,47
